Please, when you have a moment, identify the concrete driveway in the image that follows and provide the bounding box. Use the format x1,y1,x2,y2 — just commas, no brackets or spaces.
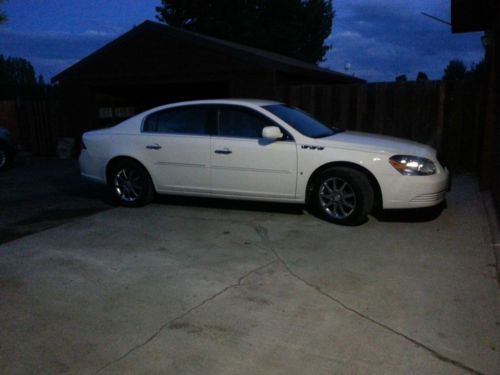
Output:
0,157,112,245
0,174,498,374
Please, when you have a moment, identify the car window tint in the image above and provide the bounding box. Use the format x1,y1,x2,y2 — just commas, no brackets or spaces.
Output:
144,107,209,135
218,108,273,139
143,113,158,132
263,104,336,138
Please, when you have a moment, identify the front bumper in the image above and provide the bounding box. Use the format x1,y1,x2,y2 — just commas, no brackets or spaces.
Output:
381,167,450,209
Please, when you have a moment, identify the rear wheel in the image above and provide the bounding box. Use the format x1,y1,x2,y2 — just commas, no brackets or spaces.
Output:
109,160,155,207
310,167,374,225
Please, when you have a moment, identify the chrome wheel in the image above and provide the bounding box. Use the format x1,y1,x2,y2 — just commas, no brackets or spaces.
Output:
319,177,356,219
113,168,144,202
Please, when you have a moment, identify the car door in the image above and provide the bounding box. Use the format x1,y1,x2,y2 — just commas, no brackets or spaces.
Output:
140,105,212,194
211,105,298,199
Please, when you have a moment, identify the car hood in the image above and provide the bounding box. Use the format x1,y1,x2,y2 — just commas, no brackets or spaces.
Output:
316,131,436,158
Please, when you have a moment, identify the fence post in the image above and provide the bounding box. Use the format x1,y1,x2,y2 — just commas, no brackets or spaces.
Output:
355,84,367,131
435,81,446,153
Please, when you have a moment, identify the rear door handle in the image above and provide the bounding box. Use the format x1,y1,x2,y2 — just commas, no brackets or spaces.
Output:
146,144,162,150
214,148,232,155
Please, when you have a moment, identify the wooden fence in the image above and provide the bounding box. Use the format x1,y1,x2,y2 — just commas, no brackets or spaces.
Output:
0,99,59,156
1,81,486,172
279,81,485,171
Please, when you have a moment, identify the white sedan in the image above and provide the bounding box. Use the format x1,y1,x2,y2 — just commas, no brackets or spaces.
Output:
80,99,450,225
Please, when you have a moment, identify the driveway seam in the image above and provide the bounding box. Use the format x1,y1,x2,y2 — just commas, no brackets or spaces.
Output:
252,224,485,375
92,258,277,374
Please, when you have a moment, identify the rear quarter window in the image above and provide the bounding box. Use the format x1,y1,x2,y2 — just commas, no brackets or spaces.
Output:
143,106,211,135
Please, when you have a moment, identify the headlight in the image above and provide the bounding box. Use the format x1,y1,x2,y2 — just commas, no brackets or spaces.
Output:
389,155,436,176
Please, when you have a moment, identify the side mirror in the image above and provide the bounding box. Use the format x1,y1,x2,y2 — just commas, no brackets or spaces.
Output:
262,126,283,140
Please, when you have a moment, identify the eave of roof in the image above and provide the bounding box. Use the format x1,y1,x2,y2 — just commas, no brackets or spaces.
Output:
52,20,363,84
451,0,498,33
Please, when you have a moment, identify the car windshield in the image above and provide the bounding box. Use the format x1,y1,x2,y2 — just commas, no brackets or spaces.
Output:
263,104,340,138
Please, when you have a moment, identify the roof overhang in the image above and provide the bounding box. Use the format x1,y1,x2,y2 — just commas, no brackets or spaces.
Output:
52,21,364,84
451,0,498,33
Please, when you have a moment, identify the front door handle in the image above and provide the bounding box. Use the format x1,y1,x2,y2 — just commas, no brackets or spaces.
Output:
214,148,232,155
146,144,162,150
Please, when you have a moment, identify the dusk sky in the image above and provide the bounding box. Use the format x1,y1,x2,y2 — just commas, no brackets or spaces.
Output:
0,0,484,82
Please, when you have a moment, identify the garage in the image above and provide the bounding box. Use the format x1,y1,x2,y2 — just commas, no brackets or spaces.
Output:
51,21,360,137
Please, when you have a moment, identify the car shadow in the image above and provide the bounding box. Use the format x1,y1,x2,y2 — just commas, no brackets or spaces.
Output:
56,176,119,206
154,194,305,215
75,187,446,224
372,201,446,223
61,173,446,224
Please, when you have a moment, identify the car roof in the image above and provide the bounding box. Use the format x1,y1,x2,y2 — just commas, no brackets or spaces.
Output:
112,99,286,134
149,99,282,112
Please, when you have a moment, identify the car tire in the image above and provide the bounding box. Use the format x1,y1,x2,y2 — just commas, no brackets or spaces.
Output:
109,160,155,207
310,167,374,225
0,144,13,171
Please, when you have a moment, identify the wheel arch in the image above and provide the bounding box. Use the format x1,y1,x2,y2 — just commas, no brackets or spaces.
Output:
105,156,154,188
306,161,383,210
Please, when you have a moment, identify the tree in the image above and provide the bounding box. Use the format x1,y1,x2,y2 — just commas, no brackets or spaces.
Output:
0,0,6,24
467,59,486,81
395,74,407,82
156,0,334,64
442,59,467,81
37,74,45,86
0,55,37,85
416,71,428,82
442,58,486,82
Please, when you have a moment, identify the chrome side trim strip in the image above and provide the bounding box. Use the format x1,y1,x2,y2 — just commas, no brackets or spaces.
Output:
155,162,207,168
211,166,292,174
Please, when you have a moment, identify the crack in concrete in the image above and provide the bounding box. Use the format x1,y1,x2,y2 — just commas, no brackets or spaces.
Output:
91,217,484,375
92,259,277,374
252,224,485,375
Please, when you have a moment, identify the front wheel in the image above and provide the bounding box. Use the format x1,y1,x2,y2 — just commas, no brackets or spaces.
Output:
109,160,155,207
310,167,374,225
